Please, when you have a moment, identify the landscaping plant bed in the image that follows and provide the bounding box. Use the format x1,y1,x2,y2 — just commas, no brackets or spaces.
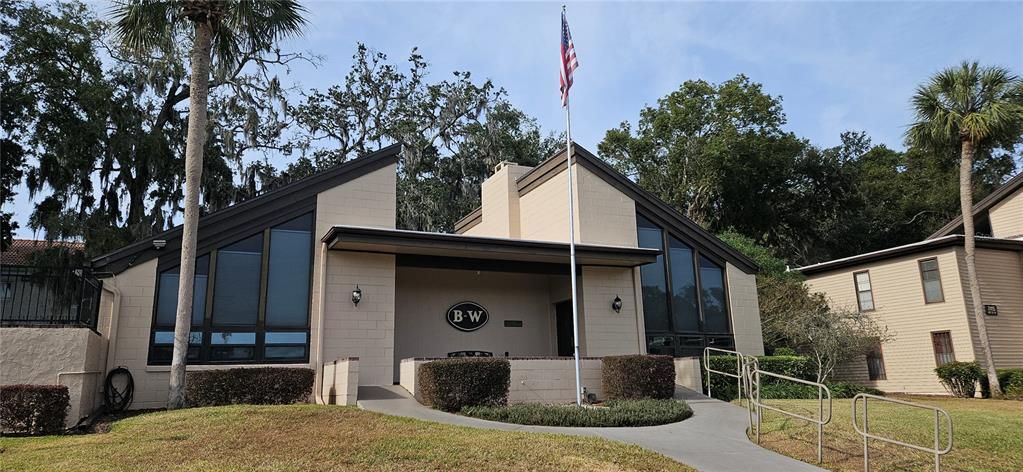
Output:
461,399,693,427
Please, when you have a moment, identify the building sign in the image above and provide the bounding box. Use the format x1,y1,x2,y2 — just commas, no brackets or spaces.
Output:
446,301,489,332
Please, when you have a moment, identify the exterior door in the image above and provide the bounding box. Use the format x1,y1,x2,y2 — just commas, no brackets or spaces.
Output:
555,300,575,357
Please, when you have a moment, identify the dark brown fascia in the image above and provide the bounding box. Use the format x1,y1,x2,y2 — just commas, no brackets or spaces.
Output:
929,172,1023,239
322,225,660,267
91,144,402,275
453,207,482,234
514,143,760,274
797,235,1023,276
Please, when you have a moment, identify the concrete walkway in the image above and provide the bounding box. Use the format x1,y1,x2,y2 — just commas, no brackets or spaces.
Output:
357,385,823,472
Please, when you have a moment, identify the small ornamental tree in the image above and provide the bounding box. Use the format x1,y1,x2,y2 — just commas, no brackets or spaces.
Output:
775,295,892,384
935,362,984,398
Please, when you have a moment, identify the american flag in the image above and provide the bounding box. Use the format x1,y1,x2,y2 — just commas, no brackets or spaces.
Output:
560,9,579,107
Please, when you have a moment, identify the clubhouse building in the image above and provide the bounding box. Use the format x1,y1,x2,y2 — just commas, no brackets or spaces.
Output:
1,144,764,417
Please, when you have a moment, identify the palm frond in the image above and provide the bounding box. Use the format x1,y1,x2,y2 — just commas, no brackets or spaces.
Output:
109,0,180,55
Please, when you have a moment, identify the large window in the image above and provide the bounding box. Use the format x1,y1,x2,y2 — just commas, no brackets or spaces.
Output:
637,213,732,357
854,271,874,312
149,213,314,365
918,258,944,304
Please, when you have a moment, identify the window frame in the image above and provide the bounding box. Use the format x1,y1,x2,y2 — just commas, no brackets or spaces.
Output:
917,257,945,304
636,210,733,356
930,331,956,367
866,345,887,381
147,213,315,366
853,270,875,312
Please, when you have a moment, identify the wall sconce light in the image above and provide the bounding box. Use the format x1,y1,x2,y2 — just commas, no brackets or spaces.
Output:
611,295,623,314
352,285,362,307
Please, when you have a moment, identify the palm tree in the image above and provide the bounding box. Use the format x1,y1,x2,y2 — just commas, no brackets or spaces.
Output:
112,0,307,409
908,62,1023,398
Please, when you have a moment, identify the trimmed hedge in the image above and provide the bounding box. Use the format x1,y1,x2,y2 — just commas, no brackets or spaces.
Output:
602,355,675,400
981,368,1023,400
0,384,70,435
462,399,692,427
419,358,510,412
935,361,984,398
704,355,815,401
703,355,882,400
186,367,314,407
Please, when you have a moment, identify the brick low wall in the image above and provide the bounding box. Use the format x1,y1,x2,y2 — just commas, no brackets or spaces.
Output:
400,356,701,405
321,357,359,406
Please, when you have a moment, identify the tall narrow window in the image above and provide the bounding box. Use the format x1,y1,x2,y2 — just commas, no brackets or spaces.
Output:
668,237,699,332
637,215,669,332
854,271,874,312
931,331,955,366
866,346,887,381
699,256,729,333
211,234,263,327
264,214,313,361
918,258,944,304
151,255,209,362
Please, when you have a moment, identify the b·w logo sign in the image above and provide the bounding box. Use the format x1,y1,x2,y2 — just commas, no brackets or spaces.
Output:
446,301,489,332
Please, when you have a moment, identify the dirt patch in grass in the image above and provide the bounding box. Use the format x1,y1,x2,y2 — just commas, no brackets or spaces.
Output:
0,404,695,471
744,395,1023,471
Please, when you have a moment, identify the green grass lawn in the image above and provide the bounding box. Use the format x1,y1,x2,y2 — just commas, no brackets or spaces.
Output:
744,395,1023,471
0,404,694,471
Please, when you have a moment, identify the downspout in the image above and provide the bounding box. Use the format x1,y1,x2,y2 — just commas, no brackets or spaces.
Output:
101,275,121,374
313,241,329,404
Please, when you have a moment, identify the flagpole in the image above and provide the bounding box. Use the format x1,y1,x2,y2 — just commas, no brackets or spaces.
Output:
565,94,583,407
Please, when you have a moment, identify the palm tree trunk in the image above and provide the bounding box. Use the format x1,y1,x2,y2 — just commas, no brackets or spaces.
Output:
168,21,213,410
960,139,1003,398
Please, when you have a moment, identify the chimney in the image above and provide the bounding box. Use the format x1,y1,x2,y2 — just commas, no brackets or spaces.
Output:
478,161,532,238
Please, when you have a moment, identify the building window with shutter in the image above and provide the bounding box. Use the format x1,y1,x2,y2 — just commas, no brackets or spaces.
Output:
854,271,874,312
931,331,955,366
918,258,945,304
866,346,887,381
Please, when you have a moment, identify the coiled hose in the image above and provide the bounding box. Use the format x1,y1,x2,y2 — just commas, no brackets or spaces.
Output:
104,367,134,412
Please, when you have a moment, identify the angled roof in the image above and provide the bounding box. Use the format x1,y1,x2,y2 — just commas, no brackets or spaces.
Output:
795,234,1023,275
929,172,1023,239
497,143,759,273
91,144,401,274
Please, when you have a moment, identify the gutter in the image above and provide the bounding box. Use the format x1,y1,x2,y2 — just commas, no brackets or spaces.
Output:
100,274,122,374
313,241,328,404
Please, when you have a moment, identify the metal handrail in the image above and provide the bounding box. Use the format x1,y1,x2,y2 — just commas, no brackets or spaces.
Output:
852,393,953,472
703,347,744,401
750,368,833,464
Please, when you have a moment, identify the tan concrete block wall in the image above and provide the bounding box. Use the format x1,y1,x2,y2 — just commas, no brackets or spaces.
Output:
575,165,638,247
321,358,359,406
509,358,603,404
519,164,579,243
806,248,974,394
394,267,558,382
321,251,396,386
398,358,425,399
988,187,1023,239
674,356,702,392
580,267,642,356
726,263,765,356
0,327,107,426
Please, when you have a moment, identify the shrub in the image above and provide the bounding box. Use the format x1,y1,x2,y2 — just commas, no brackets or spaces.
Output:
462,399,692,427
772,347,798,357
935,361,984,398
981,368,1023,400
704,355,816,401
418,358,510,412
602,355,675,400
0,385,69,435
186,367,314,407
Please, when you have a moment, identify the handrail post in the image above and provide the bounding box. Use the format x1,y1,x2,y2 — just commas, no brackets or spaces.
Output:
934,409,940,472
817,383,823,463
863,396,869,472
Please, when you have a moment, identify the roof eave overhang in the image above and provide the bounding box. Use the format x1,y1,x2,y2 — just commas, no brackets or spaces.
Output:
797,235,1023,275
323,226,660,268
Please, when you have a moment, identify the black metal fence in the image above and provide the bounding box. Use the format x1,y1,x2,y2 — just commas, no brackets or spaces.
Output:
0,266,102,331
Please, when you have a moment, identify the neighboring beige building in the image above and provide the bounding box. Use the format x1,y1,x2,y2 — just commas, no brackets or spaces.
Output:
798,173,1023,395
1,143,764,420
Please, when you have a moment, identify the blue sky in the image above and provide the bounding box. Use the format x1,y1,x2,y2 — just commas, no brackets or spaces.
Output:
10,1,1023,237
